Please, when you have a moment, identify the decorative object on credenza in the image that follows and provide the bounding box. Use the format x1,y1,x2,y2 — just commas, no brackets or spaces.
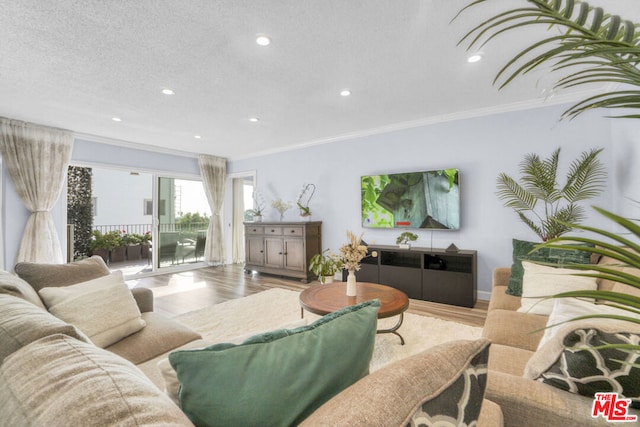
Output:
339,231,377,296
248,191,266,222
297,183,316,220
396,231,418,249
309,249,343,284
271,198,292,221
445,243,459,253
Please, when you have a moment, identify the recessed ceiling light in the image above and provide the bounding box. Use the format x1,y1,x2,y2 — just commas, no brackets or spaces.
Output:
194,135,202,139
340,89,352,97
256,35,271,46
249,117,260,122
467,53,483,63
162,88,175,95
111,117,122,122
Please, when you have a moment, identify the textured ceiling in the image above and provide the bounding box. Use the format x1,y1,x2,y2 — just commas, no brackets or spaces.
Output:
1,0,638,159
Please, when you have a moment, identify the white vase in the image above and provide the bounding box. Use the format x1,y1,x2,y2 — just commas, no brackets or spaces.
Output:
253,215,263,222
346,270,357,296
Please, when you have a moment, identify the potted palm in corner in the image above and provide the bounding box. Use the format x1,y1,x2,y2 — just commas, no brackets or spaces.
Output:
309,249,343,284
496,147,606,242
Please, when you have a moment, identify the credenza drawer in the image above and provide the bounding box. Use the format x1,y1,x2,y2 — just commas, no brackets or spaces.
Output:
265,227,283,235
283,227,303,237
246,226,264,235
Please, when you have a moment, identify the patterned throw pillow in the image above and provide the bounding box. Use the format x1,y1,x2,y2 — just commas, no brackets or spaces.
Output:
407,346,489,426
536,328,640,409
299,339,490,427
506,238,593,296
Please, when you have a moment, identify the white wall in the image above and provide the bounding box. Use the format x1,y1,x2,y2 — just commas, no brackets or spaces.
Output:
228,104,623,299
92,169,153,227
612,118,640,218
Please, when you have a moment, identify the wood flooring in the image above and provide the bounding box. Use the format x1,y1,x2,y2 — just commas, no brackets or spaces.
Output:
129,264,488,327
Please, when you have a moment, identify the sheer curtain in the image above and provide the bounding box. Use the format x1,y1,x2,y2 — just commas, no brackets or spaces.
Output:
0,117,74,263
232,178,245,264
199,155,226,265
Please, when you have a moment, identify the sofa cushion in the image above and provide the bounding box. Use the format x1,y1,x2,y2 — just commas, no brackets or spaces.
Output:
485,369,638,427
594,254,637,292
0,293,90,364
15,255,110,291
488,343,533,376
0,270,45,308
107,311,202,365
518,261,598,316
612,280,640,299
300,339,491,427
524,320,640,409
38,271,146,348
482,309,547,352
0,334,193,426
169,300,380,427
507,239,592,296
488,285,521,312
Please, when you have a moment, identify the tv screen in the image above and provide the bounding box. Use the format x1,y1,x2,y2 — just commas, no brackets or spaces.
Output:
361,168,460,229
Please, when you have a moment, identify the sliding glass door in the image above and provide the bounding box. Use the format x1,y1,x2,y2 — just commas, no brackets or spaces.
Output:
67,165,210,276
156,177,211,270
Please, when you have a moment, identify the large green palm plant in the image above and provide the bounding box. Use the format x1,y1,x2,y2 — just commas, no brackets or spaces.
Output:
457,0,640,353
457,0,640,119
497,146,606,241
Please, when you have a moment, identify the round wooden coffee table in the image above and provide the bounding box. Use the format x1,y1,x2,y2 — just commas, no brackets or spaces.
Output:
299,282,409,344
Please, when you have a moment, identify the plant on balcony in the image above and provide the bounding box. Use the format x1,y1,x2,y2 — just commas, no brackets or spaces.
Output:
67,166,93,259
124,233,143,260
89,230,110,263
106,230,126,263
141,231,152,259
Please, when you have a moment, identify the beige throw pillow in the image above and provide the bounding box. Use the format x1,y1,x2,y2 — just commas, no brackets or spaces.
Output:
38,271,146,348
0,334,192,426
517,261,598,316
537,297,640,350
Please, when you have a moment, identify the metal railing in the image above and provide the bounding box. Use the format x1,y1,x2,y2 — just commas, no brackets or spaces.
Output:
93,222,208,236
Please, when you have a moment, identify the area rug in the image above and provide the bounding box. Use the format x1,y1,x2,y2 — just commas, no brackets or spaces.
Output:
174,288,482,372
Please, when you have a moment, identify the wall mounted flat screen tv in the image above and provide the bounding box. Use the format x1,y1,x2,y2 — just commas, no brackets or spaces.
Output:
361,168,460,230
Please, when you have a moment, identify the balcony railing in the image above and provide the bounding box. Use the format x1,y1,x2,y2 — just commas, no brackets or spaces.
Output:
93,222,208,236
89,223,208,267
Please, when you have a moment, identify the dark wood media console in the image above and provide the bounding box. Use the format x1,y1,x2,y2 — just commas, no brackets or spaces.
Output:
344,245,477,308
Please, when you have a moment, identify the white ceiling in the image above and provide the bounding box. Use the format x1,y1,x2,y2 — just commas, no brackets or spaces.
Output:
1,0,638,159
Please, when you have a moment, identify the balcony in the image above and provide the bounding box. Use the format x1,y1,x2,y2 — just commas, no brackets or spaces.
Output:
78,223,208,275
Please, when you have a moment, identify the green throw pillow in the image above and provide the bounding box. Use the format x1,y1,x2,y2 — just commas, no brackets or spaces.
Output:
506,238,592,296
169,299,380,427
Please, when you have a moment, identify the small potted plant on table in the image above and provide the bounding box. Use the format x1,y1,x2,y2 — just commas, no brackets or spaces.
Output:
396,231,418,249
309,249,343,284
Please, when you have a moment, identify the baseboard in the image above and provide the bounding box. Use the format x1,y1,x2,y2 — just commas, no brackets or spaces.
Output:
477,290,491,302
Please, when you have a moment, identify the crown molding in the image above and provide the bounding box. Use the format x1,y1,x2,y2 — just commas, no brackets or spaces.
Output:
229,86,612,161
73,132,201,158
